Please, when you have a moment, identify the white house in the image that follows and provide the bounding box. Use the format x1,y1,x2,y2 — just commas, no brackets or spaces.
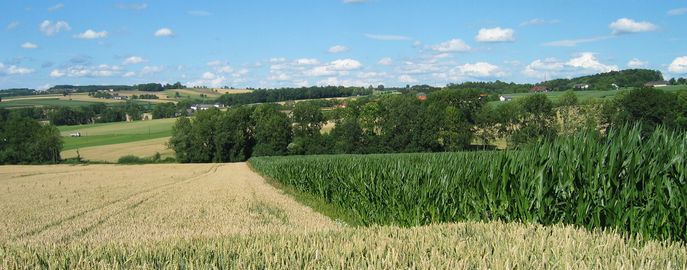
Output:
499,95,513,102
574,84,590,90
645,81,669,88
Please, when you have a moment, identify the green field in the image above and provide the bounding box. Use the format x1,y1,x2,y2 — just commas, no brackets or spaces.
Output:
494,85,687,105
0,98,101,108
58,118,176,150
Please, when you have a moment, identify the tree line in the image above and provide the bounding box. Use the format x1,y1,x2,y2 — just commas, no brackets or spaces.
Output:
171,86,687,163
216,86,372,106
0,109,62,164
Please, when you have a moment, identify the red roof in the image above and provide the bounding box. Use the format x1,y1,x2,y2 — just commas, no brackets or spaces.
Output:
531,86,549,92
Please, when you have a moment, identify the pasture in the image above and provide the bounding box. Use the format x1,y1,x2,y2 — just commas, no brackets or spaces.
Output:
1,164,685,268
494,85,687,105
58,118,176,151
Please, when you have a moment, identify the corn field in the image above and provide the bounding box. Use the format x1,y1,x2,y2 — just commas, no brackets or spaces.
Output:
250,126,687,242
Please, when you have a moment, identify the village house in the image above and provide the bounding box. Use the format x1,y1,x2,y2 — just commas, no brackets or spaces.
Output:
530,85,549,93
644,81,669,88
416,92,427,101
499,95,513,102
574,83,590,90
190,104,225,111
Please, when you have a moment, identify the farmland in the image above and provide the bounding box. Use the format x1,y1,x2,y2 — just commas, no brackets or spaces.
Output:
493,85,687,104
59,118,175,150
1,164,685,268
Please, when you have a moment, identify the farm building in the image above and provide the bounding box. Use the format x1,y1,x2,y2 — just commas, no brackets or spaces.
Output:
644,81,669,88
190,104,225,111
499,95,513,102
416,92,427,101
574,84,590,90
531,86,549,92
113,96,128,100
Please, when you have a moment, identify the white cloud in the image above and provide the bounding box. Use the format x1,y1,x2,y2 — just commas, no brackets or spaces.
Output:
365,34,411,41
305,59,362,76
21,42,38,49
627,58,648,68
328,45,349,53
48,3,64,12
431,39,471,53
50,69,65,78
567,53,618,73
116,3,147,10
609,18,658,35
296,58,320,65
74,29,108,39
668,56,687,74
398,74,418,83
0,63,34,75
123,56,145,65
543,36,611,47
123,71,136,77
6,21,19,31
141,66,164,75
343,0,367,3
189,72,226,87
456,62,502,77
188,10,212,16
475,27,515,42
217,65,234,73
520,18,559,27
667,8,687,16
378,57,393,65
523,53,618,80
39,20,71,36
50,64,120,77
269,57,287,63
154,28,174,37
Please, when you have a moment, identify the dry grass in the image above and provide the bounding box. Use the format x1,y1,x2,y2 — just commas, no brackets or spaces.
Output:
0,163,336,247
61,137,174,162
213,88,253,94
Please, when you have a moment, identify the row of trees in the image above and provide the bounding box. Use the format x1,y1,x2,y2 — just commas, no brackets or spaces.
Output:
136,82,186,92
217,86,372,106
0,110,62,164
542,69,663,91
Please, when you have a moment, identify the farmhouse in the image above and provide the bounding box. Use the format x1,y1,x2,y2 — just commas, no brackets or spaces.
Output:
574,83,590,90
190,104,225,111
531,86,549,93
644,81,669,88
113,96,128,100
499,95,513,102
416,92,427,101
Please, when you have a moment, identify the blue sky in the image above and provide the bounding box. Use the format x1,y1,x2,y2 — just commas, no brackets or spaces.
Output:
1,0,687,89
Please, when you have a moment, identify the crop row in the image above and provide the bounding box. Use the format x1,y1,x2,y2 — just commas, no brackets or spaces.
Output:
250,125,687,242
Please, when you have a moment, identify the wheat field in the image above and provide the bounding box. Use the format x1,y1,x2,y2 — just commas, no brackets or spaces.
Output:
1,163,685,269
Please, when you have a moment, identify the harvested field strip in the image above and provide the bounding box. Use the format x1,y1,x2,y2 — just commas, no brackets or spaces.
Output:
60,137,173,162
2,221,686,269
0,164,336,247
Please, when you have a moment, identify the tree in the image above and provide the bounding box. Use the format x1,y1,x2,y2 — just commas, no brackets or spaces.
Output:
292,102,325,138
437,106,472,151
169,117,194,162
214,106,255,162
511,94,556,147
252,105,292,157
615,87,680,132
0,115,62,164
558,90,578,107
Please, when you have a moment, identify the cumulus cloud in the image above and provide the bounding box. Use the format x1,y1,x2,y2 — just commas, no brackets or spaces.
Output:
456,62,502,77
188,72,227,87
50,64,121,78
0,63,34,75
431,39,471,53
667,8,687,16
6,21,20,31
627,58,648,68
328,45,349,53
141,66,164,75
305,59,362,76
296,58,320,65
154,28,174,37
475,27,515,42
523,53,618,80
39,20,71,36
520,18,560,27
378,57,393,65
609,18,658,35
48,3,64,12
116,3,147,10
123,56,145,65
365,34,411,41
669,56,687,74
123,71,136,77
74,29,108,39
21,42,38,49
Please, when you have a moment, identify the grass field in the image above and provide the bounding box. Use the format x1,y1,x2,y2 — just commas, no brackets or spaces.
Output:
61,137,174,162
0,97,101,109
58,118,176,151
494,85,687,105
0,163,685,268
